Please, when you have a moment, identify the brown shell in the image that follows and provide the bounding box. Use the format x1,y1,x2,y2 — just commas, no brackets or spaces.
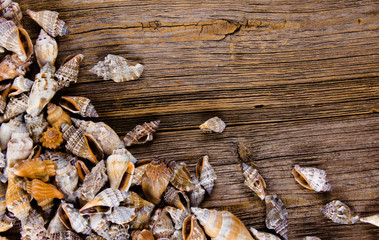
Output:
20,209,48,240
6,172,31,220
13,158,56,182
196,155,217,195
26,9,69,37
132,229,155,240
24,113,49,143
265,195,288,240
131,161,150,186
40,127,64,149
123,120,160,147
55,54,84,90
34,29,58,69
169,161,194,192
58,201,91,235
183,215,206,240
107,149,135,191
165,206,188,230
249,227,281,240
124,192,155,230
0,93,28,123
322,200,359,225
242,163,266,200
292,165,332,192
199,116,226,133
36,198,55,214
151,209,175,238
22,179,64,200
76,159,90,181
0,53,32,82
164,186,190,213
1,1,22,27
0,181,6,214
60,96,98,118
46,103,72,130
0,211,16,232
0,82,11,114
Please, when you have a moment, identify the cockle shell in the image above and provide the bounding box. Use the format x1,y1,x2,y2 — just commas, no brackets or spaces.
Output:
40,126,64,149
75,160,107,202
35,29,58,69
322,200,359,224
0,181,6,214
6,130,33,169
0,211,15,232
27,63,58,117
106,148,135,191
124,191,155,230
55,54,84,90
165,206,188,230
0,53,32,82
1,0,22,27
60,96,98,118
169,161,194,192
0,93,28,123
292,165,332,192
151,208,175,239
58,201,91,235
72,118,122,156
106,206,136,224
48,231,81,240
80,188,129,215
20,209,48,240
241,163,266,200
182,215,206,240
89,214,110,239
5,172,31,220
24,113,49,143
191,207,254,240
0,113,24,149
199,117,226,133
13,158,56,182
303,237,322,240
22,178,64,200
0,82,10,113
142,157,172,204
190,176,205,207
46,103,72,130
164,186,190,213
123,120,160,147
249,227,281,240
62,123,103,164
90,54,144,82
8,76,33,97
132,229,155,240
26,9,69,37
196,155,217,195
360,213,379,227
265,195,288,240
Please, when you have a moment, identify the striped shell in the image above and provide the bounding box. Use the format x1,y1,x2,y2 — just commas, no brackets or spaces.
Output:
199,117,226,133
322,200,359,225
196,155,217,195
22,178,64,200
189,176,205,207
0,82,10,114
46,103,72,130
55,54,84,90
169,161,194,192
20,209,48,240
123,120,160,147
0,93,28,123
88,214,110,239
292,165,332,192
13,158,56,182
106,147,135,191
132,229,155,240
34,29,58,70
26,9,69,37
242,163,266,200
249,227,281,240
165,206,188,230
6,172,31,220
6,130,33,169
40,126,64,149
0,211,16,232
265,195,288,240
60,96,99,118
183,215,206,240
105,206,136,224
164,186,190,213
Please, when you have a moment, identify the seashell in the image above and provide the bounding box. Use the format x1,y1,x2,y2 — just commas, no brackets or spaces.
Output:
151,208,175,239
55,54,84,90
47,205,68,234
241,163,266,200
265,195,288,240
36,198,55,215
303,237,322,240
24,113,49,143
0,93,28,123
6,130,33,170
0,53,32,82
90,54,144,82
249,227,281,240
360,213,379,227
27,63,58,117
165,206,188,230
20,208,48,240
1,1,22,27
76,159,90,181
26,9,69,37
322,200,359,224
172,230,184,240
123,120,160,147
46,103,72,130
142,157,172,204
40,126,64,149
79,188,129,215
0,211,16,232
106,148,135,191
89,214,110,239
191,207,253,240
106,206,136,224
48,231,81,240
292,165,332,192
199,117,226,133
58,201,91,235
34,29,58,70
0,181,6,214
196,155,217,195
60,96,98,118
8,76,33,97
62,123,103,164
189,176,205,207
125,191,155,230
168,161,194,192
0,113,24,150
108,223,130,240
71,118,123,156
0,82,11,114
85,233,105,240
237,141,258,165
75,160,107,202
164,186,190,213
22,178,64,200
5,172,31,220
13,157,56,182
131,161,149,186
132,229,155,240
182,215,206,240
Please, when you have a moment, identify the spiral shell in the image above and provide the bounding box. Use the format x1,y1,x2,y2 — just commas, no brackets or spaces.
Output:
199,117,226,133
182,215,206,240
8,76,33,97
123,120,160,147
106,147,135,191
55,54,84,90
132,229,155,240
0,114,24,149
169,161,194,192
131,161,149,186
191,207,253,240
60,96,99,118
265,195,288,240
106,206,136,224
241,163,266,200
24,113,49,143
151,208,175,239
0,53,32,82
22,178,64,200
164,186,190,213
124,191,155,230
40,126,63,149
196,155,217,195
322,200,359,225
90,54,144,82
58,201,91,235
249,227,281,240
292,165,332,192
0,93,28,123
6,172,31,220
360,214,379,227
13,158,56,182
26,9,69,37
20,208,48,240
47,201,68,234
6,130,33,170
165,206,188,230
0,211,16,232
0,82,10,113
189,176,205,207
1,0,22,27
108,224,130,240
46,103,72,130
34,29,58,70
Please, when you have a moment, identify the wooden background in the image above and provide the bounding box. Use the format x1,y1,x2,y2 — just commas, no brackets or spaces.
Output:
5,0,379,239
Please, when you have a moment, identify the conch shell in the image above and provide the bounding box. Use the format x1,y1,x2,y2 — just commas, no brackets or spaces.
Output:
292,165,332,192
55,54,84,90
124,191,155,229
249,227,281,240
183,215,206,240
165,206,188,230
20,209,48,240
88,214,110,239
21,178,64,200
24,113,49,143
322,200,359,224
6,130,33,170
26,9,69,37
46,103,72,130
241,163,266,200
40,126,63,149
105,206,136,224
199,117,226,133
360,214,379,227
6,172,31,220
123,120,160,147
189,176,205,207
168,160,194,192
60,96,98,118
150,208,175,239
34,29,58,70
265,195,288,240
106,147,135,191
0,114,25,149
13,158,56,182
0,54,32,83
164,186,190,213
8,76,33,97
132,229,155,240
58,201,91,235
196,155,217,195
90,54,144,82
0,211,16,232
191,207,254,240
1,0,22,27
0,93,28,123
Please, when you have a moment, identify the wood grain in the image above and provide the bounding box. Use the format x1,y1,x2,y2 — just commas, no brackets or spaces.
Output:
2,0,379,239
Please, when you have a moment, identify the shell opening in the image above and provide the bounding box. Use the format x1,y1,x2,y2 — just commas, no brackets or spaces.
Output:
85,135,103,162
58,206,72,230
80,206,110,215
18,28,33,59
292,168,311,189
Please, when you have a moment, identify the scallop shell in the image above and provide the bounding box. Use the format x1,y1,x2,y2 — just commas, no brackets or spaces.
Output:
303,237,322,240
90,54,144,82
24,113,49,143
191,207,253,240
265,195,288,240
72,118,122,156
48,231,81,240
106,148,135,191
0,82,11,113
1,1,22,27
5,172,31,220
26,9,69,37
132,229,155,240
292,165,332,192
142,157,172,204
6,130,33,170
189,176,205,207
241,163,266,200
60,96,98,118
27,63,58,117
55,54,84,90
89,214,110,239
0,93,28,123
123,120,160,147
13,158,56,182
169,161,194,192
151,208,175,239
47,203,68,234
46,103,72,130
75,160,108,202
61,123,103,164
360,214,379,227
164,186,190,213
58,201,91,235
165,206,188,230
0,181,6,214
22,178,64,200
0,211,16,232
131,161,149,186
35,29,58,70
196,155,217,195
20,208,48,240
8,76,33,97
40,127,63,149
106,206,136,224
199,117,226,133
182,215,206,240
249,227,281,240
0,114,25,149
322,200,359,225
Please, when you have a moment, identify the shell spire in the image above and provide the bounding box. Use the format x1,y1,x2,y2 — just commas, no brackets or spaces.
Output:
55,54,84,90
123,120,160,147
60,96,99,118
360,214,379,227
241,163,266,200
265,195,288,240
26,9,69,37
196,155,217,195
292,165,332,192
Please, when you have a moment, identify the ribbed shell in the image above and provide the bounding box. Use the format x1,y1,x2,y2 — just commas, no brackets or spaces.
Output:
190,176,205,208
60,96,98,118
58,201,91,235
0,93,28,123
89,214,110,239
80,188,129,215
36,198,55,214
106,147,134,191
48,231,81,240
1,1,22,27
13,158,56,182
46,103,72,130
125,192,155,230
169,161,194,192
242,163,266,200
26,9,69,37
360,214,379,227
34,29,58,69
199,117,226,133
0,82,10,114
106,206,136,224
196,155,217,195
55,54,84,90
5,172,31,220
132,229,155,240
164,186,190,213
47,205,68,234
8,76,33,97
24,113,49,143
20,209,48,240
108,224,130,240
131,162,149,186
182,215,206,240
40,126,64,149
123,120,160,147
23,178,64,200
265,195,288,240
249,227,281,240
0,211,16,232
322,200,359,225
292,165,332,192
0,181,6,214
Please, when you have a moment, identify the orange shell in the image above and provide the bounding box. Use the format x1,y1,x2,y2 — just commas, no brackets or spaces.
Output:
13,158,56,182
40,127,64,149
25,179,64,201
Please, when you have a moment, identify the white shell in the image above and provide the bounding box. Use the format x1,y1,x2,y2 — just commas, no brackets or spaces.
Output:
8,76,33,97
0,114,25,150
199,117,226,133
34,29,58,70
360,214,379,227
249,227,281,240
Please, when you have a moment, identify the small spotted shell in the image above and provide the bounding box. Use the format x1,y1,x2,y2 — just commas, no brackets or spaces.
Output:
105,206,136,224
164,206,188,230
0,211,16,232
0,82,11,114
199,116,226,133
150,208,175,239
322,200,359,225
26,9,69,37
131,229,155,240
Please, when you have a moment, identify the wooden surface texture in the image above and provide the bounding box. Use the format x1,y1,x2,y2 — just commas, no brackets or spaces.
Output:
4,0,379,239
